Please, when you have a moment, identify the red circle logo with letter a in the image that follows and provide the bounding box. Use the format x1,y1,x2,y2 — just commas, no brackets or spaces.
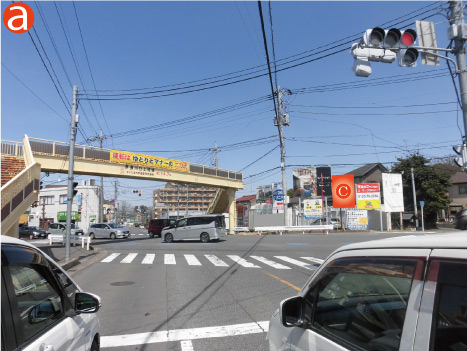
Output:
3,3,34,34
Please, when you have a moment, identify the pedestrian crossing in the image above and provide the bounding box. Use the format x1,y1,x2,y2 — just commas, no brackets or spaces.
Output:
100,253,322,270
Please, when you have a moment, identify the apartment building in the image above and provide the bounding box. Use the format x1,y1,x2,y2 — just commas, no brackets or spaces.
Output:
153,183,217,219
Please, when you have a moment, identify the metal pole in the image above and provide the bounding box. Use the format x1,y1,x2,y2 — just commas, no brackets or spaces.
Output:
65,86,78,261
421,205,425,231
450,1,467,137
277,87,289,227
114,180,118,223
411,168,419,229
186,184,189,217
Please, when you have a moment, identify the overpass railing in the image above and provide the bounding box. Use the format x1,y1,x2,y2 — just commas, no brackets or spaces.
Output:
27,137,243,182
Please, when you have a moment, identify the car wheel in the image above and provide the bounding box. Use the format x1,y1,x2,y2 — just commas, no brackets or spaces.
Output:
110,233,116,240
200,232,210,243
90,337,99,351
165,233,173,243
89,233,95,240
150,232,155,238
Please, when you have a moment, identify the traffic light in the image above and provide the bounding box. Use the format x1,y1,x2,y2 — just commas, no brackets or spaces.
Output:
40,181,43,190
138,190,142,197
133,190,138,194
352,27,419,76
453,143,467,170
72,182,78,197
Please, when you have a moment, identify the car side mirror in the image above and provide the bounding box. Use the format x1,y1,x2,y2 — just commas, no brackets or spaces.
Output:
75,292,101,314
280,296,304,327
29,299,59,324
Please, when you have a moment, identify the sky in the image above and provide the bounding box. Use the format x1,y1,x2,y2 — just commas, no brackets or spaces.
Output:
1,1,463,208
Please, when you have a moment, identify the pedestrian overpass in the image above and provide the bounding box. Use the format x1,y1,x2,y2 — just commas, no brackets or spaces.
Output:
1,135,244,236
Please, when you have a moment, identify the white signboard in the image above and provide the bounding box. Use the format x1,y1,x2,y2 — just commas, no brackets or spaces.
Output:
303,199,323,219
356,184,381,210
382,173,404,212
347,209,369,230
272,182,284,212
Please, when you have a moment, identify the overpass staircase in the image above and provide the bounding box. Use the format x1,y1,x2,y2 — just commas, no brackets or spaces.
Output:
1,137,41,236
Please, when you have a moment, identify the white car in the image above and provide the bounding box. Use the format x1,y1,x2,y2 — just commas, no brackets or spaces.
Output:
265,233,467,351
1,235,101,351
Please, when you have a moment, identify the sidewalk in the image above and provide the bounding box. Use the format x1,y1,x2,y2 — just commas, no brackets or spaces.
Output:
34,241,99,271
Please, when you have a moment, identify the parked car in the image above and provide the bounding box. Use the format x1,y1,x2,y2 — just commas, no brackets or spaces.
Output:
455,208,467,229
148,218,175,238
47,222,84,236
1,235,101,351
161,215,226,243
265,233,467,351
18,226,47,239
88,223,130,239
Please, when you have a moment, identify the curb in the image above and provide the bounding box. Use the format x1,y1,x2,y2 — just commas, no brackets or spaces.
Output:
59,245,99,271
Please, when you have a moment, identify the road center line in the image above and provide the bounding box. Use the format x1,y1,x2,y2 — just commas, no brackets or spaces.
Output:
100,321,269,348
263,271,301,291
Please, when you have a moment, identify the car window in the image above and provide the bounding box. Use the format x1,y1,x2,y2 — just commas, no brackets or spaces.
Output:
187,218,197,226
8,263,64,344
430,260,467,351
176,219,187,227
303,257,421,351
49,224,57,230
49,260,79,308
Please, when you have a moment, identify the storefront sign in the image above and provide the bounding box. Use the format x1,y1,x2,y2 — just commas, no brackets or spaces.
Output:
57,211,81,221
304,199,323,219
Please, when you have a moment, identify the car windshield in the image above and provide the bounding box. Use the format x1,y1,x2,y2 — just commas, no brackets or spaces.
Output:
108,223,123,229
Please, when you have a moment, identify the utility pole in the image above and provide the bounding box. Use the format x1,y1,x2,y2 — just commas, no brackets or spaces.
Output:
276,87,289,226
41,198,46,229
186,184,189,217
411,168,419,229
65,86,79,262
450,1,467,138
113,180,118,223
89,130,111,224
209,142,220,168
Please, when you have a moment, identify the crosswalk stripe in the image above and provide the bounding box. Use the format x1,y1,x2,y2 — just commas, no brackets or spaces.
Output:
204,255,229,267
142,254,155,264
274,256,317,270
227,255,260,268
184,254,202,266
300,257,324,265
101,253,120,263
165,254,176,265
121,253,138,263
250,256,291,269
181,340,194,351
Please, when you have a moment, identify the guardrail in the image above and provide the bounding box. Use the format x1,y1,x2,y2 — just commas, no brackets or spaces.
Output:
48,234,91,250
253,225,334,235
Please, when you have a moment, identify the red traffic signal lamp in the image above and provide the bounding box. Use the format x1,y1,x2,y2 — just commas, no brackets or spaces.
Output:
138,190,142,197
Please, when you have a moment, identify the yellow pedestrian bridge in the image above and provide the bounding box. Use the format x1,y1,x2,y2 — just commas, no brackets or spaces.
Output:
1,135,244,236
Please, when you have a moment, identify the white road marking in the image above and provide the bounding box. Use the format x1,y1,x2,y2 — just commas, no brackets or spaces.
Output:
300,257,324,265
142,254,155,264
184,254,202,266
101,253,120,263
250,256,291,269
164,254,176,265
121,253,138,263
227,255,260,268
181,340,194,351
274,256,317,270
100,320,269,348
204,255,229,267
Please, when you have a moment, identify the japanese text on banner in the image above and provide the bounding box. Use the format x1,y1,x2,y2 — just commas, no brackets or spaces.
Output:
110,150,189,172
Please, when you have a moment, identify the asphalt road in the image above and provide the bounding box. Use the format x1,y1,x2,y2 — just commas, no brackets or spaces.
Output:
70,229,436,351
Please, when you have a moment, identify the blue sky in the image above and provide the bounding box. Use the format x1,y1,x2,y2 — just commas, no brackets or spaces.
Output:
2,1,462,208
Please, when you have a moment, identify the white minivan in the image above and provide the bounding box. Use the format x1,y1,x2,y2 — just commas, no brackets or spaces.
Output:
161,215,226,243
266,233,467,351
1,235,101,351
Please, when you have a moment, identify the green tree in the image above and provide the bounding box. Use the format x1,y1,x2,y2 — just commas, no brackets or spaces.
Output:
391,153,451,228
287,188,295,198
